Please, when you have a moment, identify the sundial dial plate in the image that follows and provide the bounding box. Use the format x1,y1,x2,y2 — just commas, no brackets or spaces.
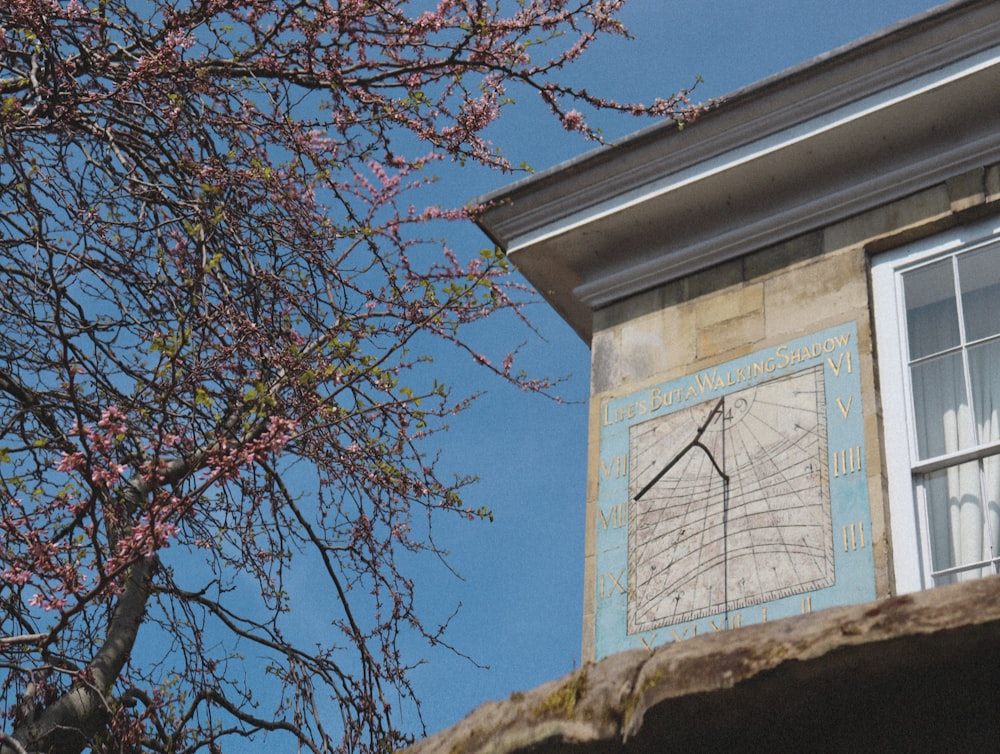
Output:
592,323,876,658
628,366,834,632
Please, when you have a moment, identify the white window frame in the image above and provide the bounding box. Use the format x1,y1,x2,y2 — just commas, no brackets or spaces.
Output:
871,214,1000,594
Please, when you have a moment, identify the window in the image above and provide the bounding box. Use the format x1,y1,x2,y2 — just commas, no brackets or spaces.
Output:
872,217,1000,593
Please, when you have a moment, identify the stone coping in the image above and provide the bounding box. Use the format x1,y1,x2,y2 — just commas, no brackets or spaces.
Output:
406,576,1000,752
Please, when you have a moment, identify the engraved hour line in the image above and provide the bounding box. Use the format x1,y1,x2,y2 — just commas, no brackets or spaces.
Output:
634,397,727,503
632,399,728,624
640,455,716,547
636,380,827,622
637,449,722,624
644,476,816,615
831,445,863,477
640,453,715,554
727,388,829,587
843,522,867,551
728,414,777,603
631,423,670,498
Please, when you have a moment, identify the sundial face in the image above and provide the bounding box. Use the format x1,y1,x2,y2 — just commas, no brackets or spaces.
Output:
593,323,876,658
628,367,834,632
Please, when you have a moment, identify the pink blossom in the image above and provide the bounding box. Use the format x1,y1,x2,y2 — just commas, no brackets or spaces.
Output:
0,0,698,747
562,109,586,132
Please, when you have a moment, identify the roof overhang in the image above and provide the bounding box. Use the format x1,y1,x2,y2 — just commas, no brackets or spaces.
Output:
474,0,1000,342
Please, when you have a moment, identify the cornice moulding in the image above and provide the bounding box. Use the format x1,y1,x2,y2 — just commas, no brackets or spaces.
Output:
474,0,1000,342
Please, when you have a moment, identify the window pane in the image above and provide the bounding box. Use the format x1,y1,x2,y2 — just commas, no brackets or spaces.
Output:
969,339,1000,445
903,259,960,359
910,352,974,459
959,244,1000,342
986,453,1000,572
923,461,988,582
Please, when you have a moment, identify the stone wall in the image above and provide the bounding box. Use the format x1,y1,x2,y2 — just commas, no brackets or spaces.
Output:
582,163,1000,660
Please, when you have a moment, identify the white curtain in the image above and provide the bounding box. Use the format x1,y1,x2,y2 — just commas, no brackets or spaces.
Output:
909,292,1000,583
970,341,1000,575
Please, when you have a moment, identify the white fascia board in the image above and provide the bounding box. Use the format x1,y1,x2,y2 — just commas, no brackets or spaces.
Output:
578,129,1000,311
474,0,1000,342
508,46,1000,259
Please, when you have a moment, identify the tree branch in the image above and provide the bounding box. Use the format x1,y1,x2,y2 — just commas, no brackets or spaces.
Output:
0,634,46,648
8,557,157,754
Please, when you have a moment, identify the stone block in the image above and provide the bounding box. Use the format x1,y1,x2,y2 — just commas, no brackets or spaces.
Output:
693,282,763,331
682,258,744,300
947,168,987,213
763,249,867,341
744,231,824,281
695,309,765,361
591,306,697,395
823,185,951,253
986,163,1000,202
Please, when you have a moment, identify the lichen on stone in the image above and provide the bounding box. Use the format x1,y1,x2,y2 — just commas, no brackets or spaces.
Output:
533,670,587,719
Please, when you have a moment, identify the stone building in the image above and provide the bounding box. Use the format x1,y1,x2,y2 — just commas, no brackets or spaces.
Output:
409,1,1000,750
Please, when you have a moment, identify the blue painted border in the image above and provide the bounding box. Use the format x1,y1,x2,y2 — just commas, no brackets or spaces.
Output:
594,322,876,657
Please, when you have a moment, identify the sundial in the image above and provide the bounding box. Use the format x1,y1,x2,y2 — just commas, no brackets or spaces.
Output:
628,366,834,632
593,323,876,657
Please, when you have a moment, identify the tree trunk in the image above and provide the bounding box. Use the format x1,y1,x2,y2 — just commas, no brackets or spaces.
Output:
6,556,156,754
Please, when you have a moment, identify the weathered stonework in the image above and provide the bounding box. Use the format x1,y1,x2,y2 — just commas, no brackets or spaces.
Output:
407,576,1000,753
581,175,1000,660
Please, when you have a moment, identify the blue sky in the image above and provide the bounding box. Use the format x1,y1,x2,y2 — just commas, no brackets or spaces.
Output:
405,0,945,740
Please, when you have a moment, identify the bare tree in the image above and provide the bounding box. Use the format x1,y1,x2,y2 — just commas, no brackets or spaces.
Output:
0,1,695,750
